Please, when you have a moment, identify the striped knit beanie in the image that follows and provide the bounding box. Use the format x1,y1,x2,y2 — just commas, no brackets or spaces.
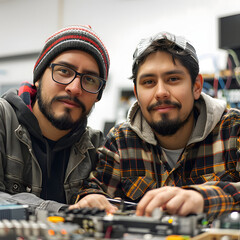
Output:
33,25,110,92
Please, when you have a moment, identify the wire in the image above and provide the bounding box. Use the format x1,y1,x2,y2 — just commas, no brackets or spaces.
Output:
213,77,219,97
218,77,225,89
227,49,240,86
227,49,240,67
225,55,233,89
105,226,113,238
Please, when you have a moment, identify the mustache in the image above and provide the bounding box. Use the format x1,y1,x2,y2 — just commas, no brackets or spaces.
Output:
147,100,181,112
51,96,86,113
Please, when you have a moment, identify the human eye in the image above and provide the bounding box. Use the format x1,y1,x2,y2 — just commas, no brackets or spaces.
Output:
168,76,180,83
84,75,97,84
55,65,73,77
83,75,101,88
141,78,155,87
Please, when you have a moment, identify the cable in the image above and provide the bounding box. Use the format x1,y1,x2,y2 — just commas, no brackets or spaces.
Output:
227,49,240,67
225,55,233,89
213,77,219,97
227,49,240,86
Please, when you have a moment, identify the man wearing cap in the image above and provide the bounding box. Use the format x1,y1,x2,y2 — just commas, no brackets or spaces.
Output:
72,32,240,222
0,25,110,213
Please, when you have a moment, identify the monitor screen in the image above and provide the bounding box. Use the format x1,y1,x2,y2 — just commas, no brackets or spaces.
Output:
219,13,240,50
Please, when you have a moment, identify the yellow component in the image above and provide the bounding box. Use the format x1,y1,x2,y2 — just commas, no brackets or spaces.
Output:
168,218,173,224
47,216,65,223
166,235,190,240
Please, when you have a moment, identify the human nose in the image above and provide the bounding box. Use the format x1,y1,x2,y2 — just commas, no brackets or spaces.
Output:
155,80,170,100
65,76,83,96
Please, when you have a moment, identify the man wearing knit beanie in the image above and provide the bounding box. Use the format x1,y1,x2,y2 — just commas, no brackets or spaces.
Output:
0,25,111,213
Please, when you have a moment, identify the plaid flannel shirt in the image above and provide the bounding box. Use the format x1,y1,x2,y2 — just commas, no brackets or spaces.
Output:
78,94,240,222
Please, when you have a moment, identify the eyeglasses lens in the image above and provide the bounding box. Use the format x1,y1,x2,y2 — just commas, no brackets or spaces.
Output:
52,64,102,93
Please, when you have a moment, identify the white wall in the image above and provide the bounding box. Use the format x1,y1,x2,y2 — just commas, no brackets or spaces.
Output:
0,0,239,130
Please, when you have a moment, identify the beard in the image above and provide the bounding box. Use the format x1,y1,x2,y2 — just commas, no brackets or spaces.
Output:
147,100,193,136
37,81,87,130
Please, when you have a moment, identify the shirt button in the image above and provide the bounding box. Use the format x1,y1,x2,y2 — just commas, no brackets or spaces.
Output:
18,130,23,137
12,183,19,191
26,186,32,193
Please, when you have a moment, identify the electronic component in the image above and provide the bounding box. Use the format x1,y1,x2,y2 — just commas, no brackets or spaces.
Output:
95,213,206,238
54,207,207,238
0,204,28,220
212,211,240,230
0,205,237,239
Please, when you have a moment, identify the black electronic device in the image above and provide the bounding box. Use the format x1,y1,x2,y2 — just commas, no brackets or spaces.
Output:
219,13,240,50
56,207,207,238
0,204,238,239
218,13,240,70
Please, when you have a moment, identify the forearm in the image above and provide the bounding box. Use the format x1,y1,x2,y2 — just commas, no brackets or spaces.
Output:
0,191,67,213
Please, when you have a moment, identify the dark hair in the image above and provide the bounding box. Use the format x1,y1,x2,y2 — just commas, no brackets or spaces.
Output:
130,39,199,88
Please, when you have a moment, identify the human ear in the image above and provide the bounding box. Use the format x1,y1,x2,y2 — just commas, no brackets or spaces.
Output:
35,80,40,88
193,74,203,100
134,85,138,100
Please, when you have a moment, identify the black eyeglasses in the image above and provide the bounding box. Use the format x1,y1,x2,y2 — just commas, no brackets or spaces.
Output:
49,63,106,94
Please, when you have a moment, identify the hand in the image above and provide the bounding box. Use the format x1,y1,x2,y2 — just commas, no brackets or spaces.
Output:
68,194,117,213
136,186,204,217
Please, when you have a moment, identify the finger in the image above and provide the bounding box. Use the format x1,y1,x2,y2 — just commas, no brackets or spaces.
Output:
77,197,103,209
136,188,173,216
175,191,204,216
143,191,178,216
163,195,185,215
68,194,110,210
88,195,118,213
137,187,183,217
96,198,118,213
175,201,193,216
136,189,159,216
68,204,78,210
